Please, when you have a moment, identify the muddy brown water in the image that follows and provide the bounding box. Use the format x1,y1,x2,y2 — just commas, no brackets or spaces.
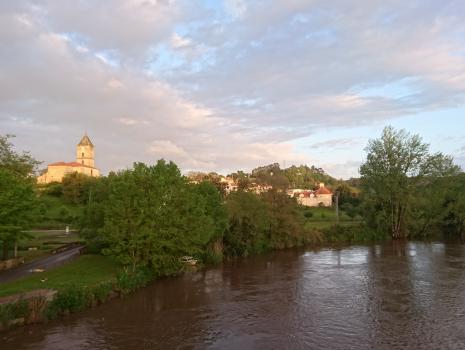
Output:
2,242,465,349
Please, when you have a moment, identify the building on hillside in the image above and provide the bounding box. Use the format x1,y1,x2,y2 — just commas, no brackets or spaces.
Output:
37,134,100,184
220,176,238,193
250,183,273,194
289,183,333,207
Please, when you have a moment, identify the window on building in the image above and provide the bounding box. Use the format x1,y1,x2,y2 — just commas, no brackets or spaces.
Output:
82,152,84,157
82,160,84,165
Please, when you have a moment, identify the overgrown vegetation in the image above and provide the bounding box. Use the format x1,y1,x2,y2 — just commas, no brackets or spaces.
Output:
360,126,463,239
0,299,29,328
0,135,37,260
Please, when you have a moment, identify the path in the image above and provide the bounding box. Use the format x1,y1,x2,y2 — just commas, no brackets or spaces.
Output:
0,245,84,284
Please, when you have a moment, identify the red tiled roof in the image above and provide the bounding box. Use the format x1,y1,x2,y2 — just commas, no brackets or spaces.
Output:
315,187,332,195
48,161,94,168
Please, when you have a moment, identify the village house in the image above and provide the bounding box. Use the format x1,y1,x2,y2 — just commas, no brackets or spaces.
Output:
37,134,100,184
288,183,333,207
220,176,238,193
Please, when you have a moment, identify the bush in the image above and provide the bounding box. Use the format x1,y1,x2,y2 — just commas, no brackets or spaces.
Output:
0,299,29,327
322,224,387,243
116,268,154,295
46,286,91,319
90,281,114,304
304,210,313,218
199,249,223,265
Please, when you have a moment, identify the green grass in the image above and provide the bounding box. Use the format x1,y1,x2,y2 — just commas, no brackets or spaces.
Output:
0,255,118,297
303,220,363,230
34,194,83,229
298,206,362,231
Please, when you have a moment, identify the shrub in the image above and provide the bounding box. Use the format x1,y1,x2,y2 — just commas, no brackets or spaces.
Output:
304,210,313,218
90,281,114,304
116,268,154,295
0,299,29,327
322,224,387,243
46,286,91,319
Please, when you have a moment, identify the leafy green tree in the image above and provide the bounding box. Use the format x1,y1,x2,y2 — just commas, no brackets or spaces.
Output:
224,191,271,256
62,172,96,204
0,135,40,177
360,126,460,238
0,135,37,259
261,190,303,248
0,170,35,259
85,161,226,274
443,173,465,239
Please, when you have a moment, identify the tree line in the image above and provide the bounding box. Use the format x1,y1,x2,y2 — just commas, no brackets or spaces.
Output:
1,127,464,271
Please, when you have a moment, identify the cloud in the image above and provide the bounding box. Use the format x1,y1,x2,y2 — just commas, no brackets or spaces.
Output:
1,1,465,179
310,138,360,150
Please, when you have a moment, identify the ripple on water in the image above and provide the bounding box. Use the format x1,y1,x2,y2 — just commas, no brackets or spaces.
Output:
3,242,465,350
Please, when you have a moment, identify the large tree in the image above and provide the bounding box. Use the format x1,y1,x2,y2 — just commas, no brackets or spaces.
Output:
0,135,40,177
360,126,459,239
0,135,37,259
87,161,227,274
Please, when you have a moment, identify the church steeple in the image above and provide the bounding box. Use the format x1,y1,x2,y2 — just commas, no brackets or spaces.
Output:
78,133,94,147
76,133,95,167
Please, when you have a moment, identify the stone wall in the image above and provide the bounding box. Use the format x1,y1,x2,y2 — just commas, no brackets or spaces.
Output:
297,194,332,207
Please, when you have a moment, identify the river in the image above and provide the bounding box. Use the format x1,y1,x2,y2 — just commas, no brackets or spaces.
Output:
2,241,465,349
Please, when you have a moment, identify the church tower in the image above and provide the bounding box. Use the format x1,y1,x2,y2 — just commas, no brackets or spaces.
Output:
76,133,95,167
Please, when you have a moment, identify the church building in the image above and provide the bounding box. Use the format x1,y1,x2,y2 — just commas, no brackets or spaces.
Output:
37,134,100,184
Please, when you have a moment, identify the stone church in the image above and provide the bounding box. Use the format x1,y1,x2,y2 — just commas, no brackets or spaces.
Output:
37,134,100,184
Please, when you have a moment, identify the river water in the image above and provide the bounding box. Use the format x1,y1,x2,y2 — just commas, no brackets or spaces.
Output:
2,242,465,349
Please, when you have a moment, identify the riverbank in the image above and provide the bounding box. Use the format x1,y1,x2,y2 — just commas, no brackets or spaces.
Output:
0,223,382,332
0,254,152,331
4,241,465,350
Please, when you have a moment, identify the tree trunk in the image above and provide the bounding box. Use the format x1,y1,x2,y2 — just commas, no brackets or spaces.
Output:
14,240,18,258
2,242,8,260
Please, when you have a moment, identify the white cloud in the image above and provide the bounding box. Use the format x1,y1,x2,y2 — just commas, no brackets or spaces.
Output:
1,0,465,179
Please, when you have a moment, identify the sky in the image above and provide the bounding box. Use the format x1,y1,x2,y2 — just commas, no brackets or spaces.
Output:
1,0,465,179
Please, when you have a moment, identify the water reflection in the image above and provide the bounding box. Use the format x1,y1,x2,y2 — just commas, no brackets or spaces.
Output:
3,242,465,349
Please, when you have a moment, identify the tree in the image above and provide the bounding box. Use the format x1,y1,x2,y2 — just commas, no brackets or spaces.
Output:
224,191,271,256
84,161,227,274
0,135,40,177
0,170,35,259
0,135,37,259
443,173,465,240
360,126,460,239
62,172,96,204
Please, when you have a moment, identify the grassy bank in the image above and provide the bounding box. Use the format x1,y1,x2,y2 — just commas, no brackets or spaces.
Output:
0,255,117,297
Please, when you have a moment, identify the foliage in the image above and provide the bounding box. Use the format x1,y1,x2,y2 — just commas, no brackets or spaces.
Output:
0,134,41,178
81,161,228,274
115,268,154,295
283,164,337,189
0,135,40,259
0,299,29,327
360,126,460,239
33,194,82,228
62,172,97,204
90,281,114,304
41,182,64,197
223,190,319,256
442,173,465,239
46,285,91,319
322,224,388,243
224,191,271,256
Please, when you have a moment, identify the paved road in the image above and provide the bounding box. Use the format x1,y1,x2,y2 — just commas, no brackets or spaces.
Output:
0,245,84,284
